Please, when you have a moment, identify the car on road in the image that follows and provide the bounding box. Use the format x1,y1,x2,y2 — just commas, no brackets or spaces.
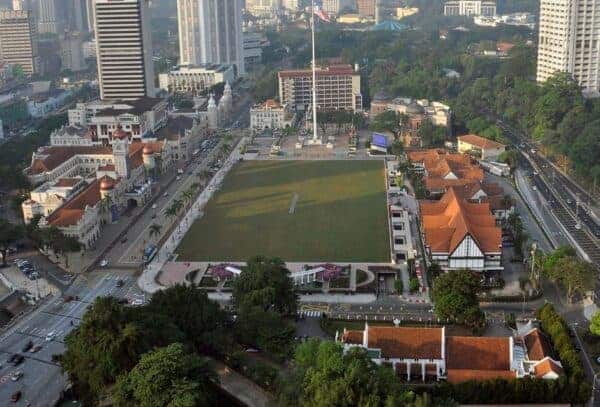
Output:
151,203,157,209
12,355,24,366
21,341,33,352
30,344,42,353
176,175,181,181
10,371,23,382
10,391,21,403
120,237,128,244
100,259,109,268
151,214,157,219
163,192,169,197
130,298,143,306
45,331,56,341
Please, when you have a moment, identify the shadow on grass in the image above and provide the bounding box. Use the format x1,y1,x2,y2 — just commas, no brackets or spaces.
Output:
176,191,390,263
225,160,386,193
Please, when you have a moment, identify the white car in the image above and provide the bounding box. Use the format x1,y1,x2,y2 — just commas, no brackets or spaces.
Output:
45,331,55,341
100,259,109,268
10,371,23,382
151,203,157,209
130,298,143,306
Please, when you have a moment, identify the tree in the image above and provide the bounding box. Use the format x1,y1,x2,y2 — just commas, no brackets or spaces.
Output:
391,139,404,158
60,297,147,405
277,339,418,407
0,219,23,266
544,255,595,303
369,111,399,133
112,343,219,407
590,312,600,336
148,223,162,241
418,119,446,147
432,270,484,329
231,256,297,315
144,284,229,355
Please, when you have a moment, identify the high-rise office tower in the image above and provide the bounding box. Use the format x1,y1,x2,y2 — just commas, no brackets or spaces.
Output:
537,0,600,97
0,9,39,75
94,0,155,100
37,0,58,33
177,0,245,75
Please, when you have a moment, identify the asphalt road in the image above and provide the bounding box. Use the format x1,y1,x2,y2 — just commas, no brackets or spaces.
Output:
0,272,144,407
495,118,600,268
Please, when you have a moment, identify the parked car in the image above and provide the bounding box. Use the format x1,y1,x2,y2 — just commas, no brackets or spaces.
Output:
10,371,23,382
116,279,124,288
30,345,42,353
12,355,24,366
10,391,21,402
45,331,56,342
21,341,33,352
100,259,109,268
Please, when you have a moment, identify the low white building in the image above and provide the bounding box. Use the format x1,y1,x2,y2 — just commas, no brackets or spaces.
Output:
250,99,295,129
339,324,563,383
389,205,415,264
457,134,506,160
60,97,168,145
27,88,73,118
158,64,236,96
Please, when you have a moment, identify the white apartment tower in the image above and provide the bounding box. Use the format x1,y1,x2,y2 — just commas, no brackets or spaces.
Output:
94,0,155,100
537,0,600,97
177,0,245,75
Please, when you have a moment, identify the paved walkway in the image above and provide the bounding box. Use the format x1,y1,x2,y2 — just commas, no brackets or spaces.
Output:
138,137,247,294
214,360,273,407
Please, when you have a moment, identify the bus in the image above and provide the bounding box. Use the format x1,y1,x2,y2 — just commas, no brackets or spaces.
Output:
142,244,158,263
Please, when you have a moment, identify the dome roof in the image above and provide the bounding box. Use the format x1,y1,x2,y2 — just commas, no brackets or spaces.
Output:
143,145,154,155
100,178,115,191
406,102,424,114
113,126,128,140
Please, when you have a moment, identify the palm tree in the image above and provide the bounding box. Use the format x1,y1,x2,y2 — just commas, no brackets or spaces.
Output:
182,190,194,206
148,223,162,241
165,206,178,222
172,199,184,214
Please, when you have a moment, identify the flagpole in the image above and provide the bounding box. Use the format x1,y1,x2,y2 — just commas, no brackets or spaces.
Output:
311,0,318,142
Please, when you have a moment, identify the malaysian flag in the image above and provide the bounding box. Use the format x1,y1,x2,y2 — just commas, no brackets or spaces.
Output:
313,0,331,23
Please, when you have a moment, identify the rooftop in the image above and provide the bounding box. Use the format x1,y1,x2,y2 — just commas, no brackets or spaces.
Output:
458,134,505,150
420,187,502,254
343,326,443,360
279,64,357,78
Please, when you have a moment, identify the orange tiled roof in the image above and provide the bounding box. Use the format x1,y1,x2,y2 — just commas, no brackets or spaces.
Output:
446,336,511,371
30,146,113,175
29,144,153,175
366,326,443,359
533,358,563,378
524,328,552,361
46,178,107,227
420,187,502,254
54,178,81,188
458,134,505,150
408,149,483,191
447,369,516,383
341,330,363,345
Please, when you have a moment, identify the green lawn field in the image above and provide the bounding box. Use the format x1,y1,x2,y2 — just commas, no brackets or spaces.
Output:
176,160,390,262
